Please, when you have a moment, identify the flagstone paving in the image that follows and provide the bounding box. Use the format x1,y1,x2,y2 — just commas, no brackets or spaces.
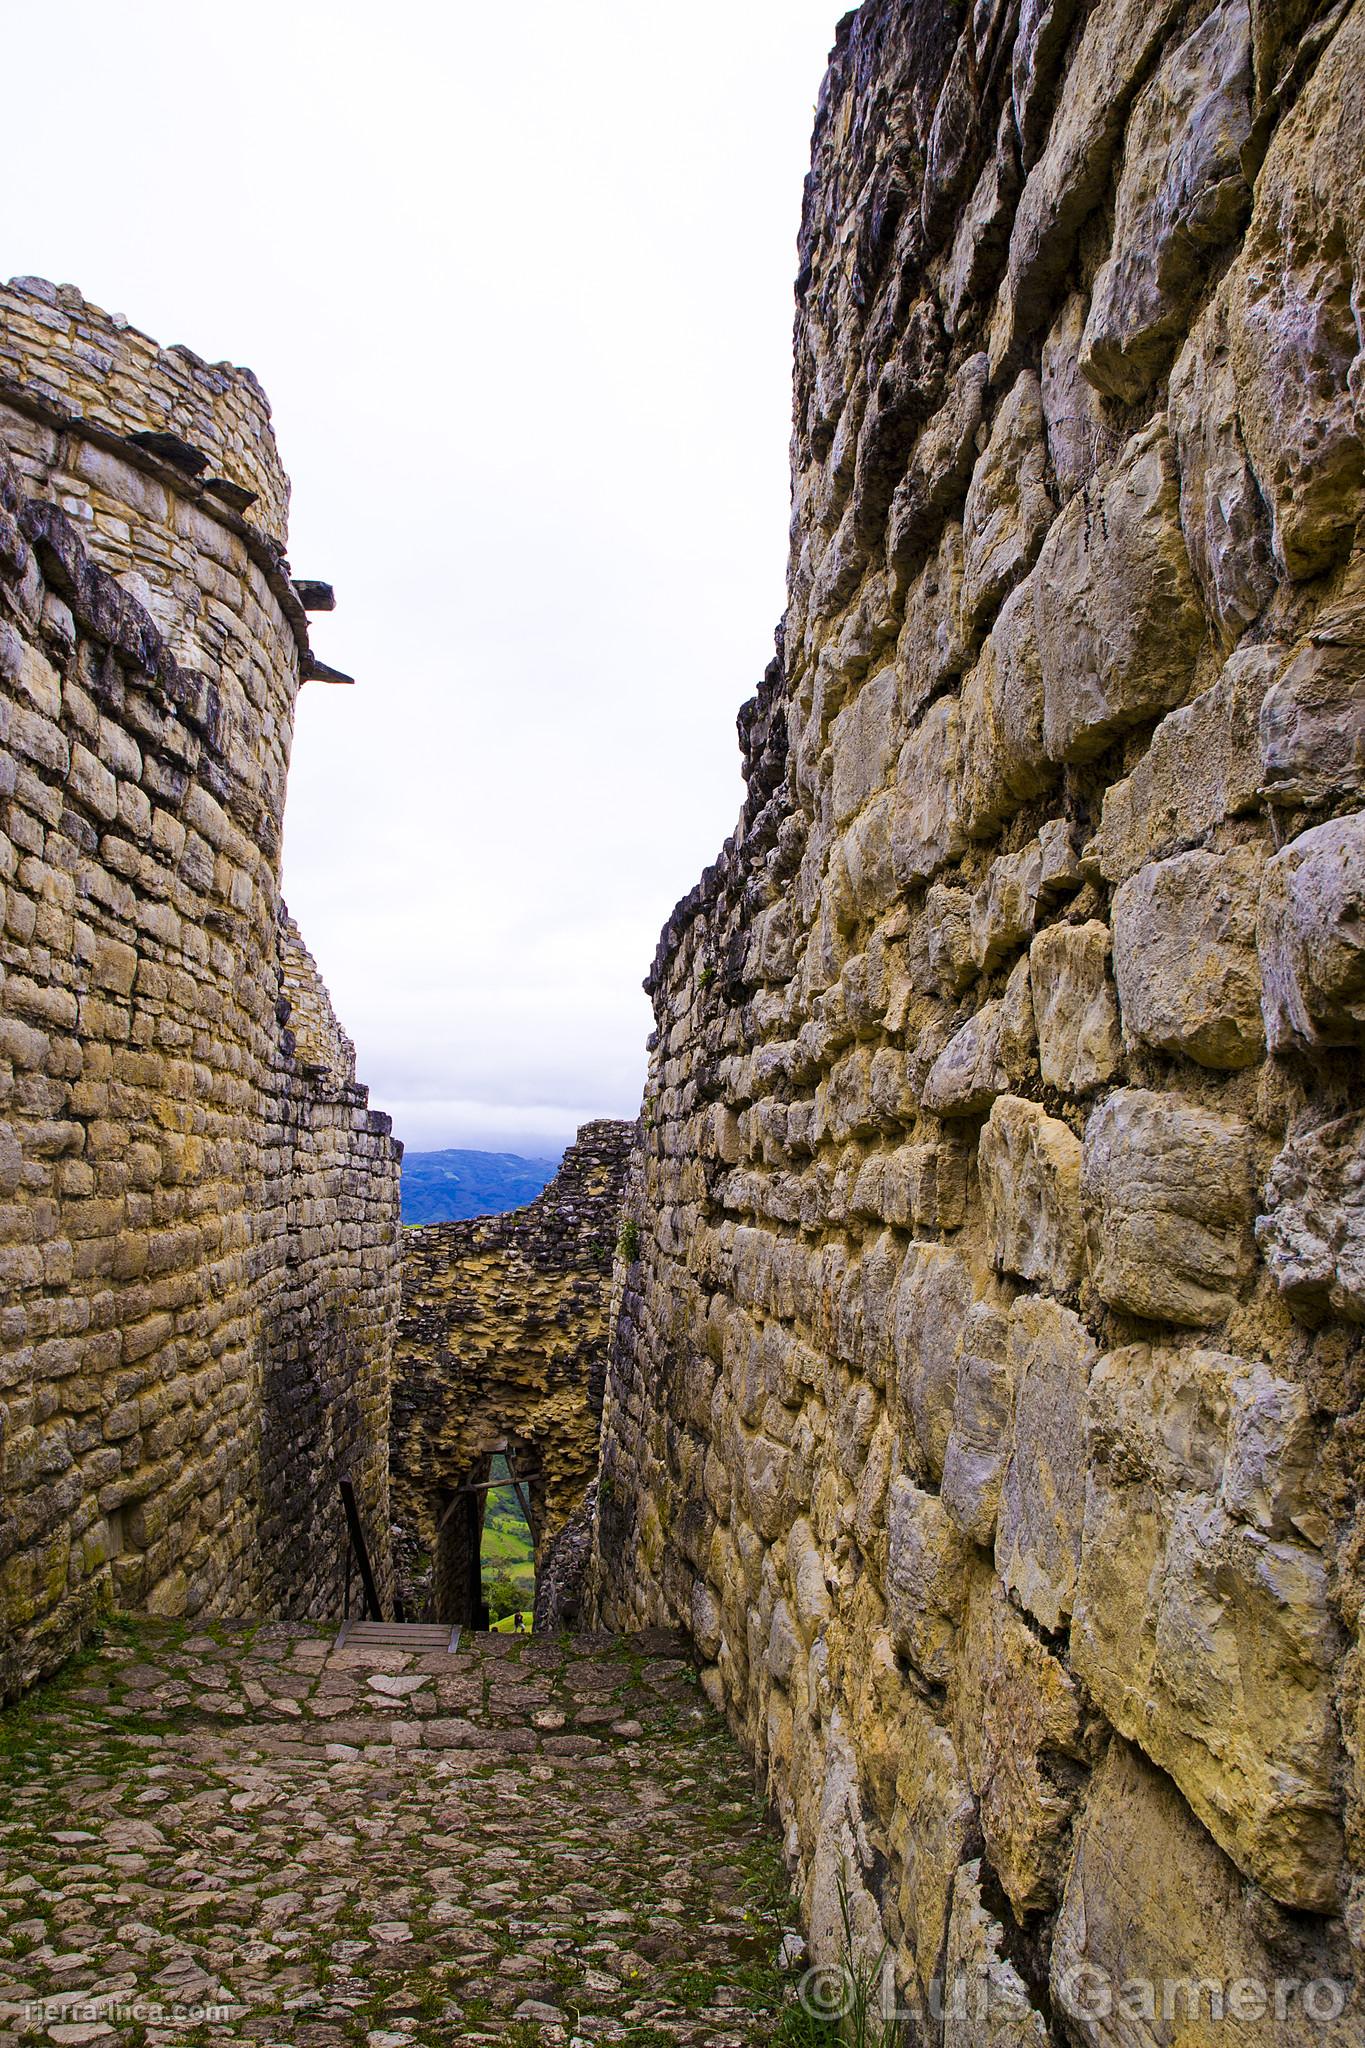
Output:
0,1622,814,2047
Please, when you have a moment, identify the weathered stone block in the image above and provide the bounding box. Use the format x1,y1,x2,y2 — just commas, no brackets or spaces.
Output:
1112,846,1265,1069
893,1242,976,1481
881,1138,969,1231
1257,1110,1365,1324
1073,1343,1343,1907
979,1094,1085,1292
1080,0,1253,403
897,521,970,715
839,792,900,923
1029,921,1122,1095
1041,290,1121,500
959,577,1051,843
886,353,988,577
1091,642,1278,883
943,112,1020,331
927,881,977,993
1169,290,1277,636
1036,422,1206,765
923,958,1035,1118
1258,813,1365,1051
1226,0,1365,578
940,1302,1012,1546
995,1296,1096,1632
943,1861,1051,2048
960,373,1053,635
1012,0,1084,168
889,1695,977,2001
997,0,1188,360
1052,1740,1356,2048
1082,1089,1254,1324
951,1562,1088,1918
972,830,1078,974
1260,581,1365,806
885,1477,972,1682
831,666,899,825
891,697,965,885
787,1516,832,1641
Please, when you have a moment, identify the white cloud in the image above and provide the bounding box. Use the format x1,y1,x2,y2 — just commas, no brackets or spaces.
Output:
7,0,843,1153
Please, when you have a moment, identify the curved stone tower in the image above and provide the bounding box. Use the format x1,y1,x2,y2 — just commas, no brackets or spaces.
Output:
0,278,400,1698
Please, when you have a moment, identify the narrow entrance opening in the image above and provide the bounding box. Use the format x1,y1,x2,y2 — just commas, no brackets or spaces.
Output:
431,1441,541,1630
481,1451,535,1633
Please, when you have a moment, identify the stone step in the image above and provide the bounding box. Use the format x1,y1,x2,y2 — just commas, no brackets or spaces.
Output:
335,1618,461,1653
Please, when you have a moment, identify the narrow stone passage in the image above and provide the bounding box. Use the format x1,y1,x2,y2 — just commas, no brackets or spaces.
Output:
0,1623,804,2048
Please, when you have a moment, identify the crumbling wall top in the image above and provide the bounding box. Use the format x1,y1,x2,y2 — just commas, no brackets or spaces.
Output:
0,275,291,544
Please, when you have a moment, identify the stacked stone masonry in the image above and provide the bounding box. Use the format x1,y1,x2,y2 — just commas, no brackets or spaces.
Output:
0,278,401,1703
392,1120,633,1632
591,0,1365,2036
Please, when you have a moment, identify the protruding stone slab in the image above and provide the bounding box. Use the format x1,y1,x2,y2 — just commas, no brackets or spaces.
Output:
944,1861,1053,2048
1259,579,1365,805
941,1302,1013,1546
1226,0,1365,578
1091,642,1277,882
886,1478,971,1682
1079,0,1253,403
950,1563,1088,1918
960,372,1053,634
894,1242,977,1480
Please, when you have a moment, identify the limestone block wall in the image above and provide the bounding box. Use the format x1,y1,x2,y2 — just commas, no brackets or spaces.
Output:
0,281,400,1702
592,0,1365,2033
391,1120,634,1628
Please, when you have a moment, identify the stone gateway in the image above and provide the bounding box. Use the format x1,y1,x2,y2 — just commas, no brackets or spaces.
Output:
391,1121,633,1631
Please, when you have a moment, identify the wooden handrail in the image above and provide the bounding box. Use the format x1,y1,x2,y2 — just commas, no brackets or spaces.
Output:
339,1476,384,1621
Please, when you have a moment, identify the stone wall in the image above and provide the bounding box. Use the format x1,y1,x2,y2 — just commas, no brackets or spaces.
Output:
0,279,401,1702
592,0,1364,2034
391,1120,633,1629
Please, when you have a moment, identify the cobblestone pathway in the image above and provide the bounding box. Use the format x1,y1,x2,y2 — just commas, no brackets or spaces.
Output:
0,1622,810,2048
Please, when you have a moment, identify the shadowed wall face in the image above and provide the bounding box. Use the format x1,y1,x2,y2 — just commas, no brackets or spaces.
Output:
590,0,1365,2028
391,1120,633,1628
0,280,400,1699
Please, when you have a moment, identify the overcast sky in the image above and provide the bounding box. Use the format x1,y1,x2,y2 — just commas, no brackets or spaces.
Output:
9,0,844,1157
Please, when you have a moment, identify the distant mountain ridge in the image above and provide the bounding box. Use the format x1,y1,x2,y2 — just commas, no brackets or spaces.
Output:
400,1147,562,1226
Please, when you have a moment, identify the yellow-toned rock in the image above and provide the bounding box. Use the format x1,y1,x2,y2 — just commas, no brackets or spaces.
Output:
995,1296,1097,1633
1029,921,1122,1095
1112,845,1265,1069
1052,1740,1357,2046
951,1563,1089,1918
1073,1344,1343,1908
979,1095,1085,1293
1036,422,1205,765
1082,1089,1253,1324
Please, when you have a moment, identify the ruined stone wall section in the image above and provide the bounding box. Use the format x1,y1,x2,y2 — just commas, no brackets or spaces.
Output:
0,284,399,1700
0,278,290,543
593,0,1365,2031
391,1120,634,1627
279,909,358,1086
